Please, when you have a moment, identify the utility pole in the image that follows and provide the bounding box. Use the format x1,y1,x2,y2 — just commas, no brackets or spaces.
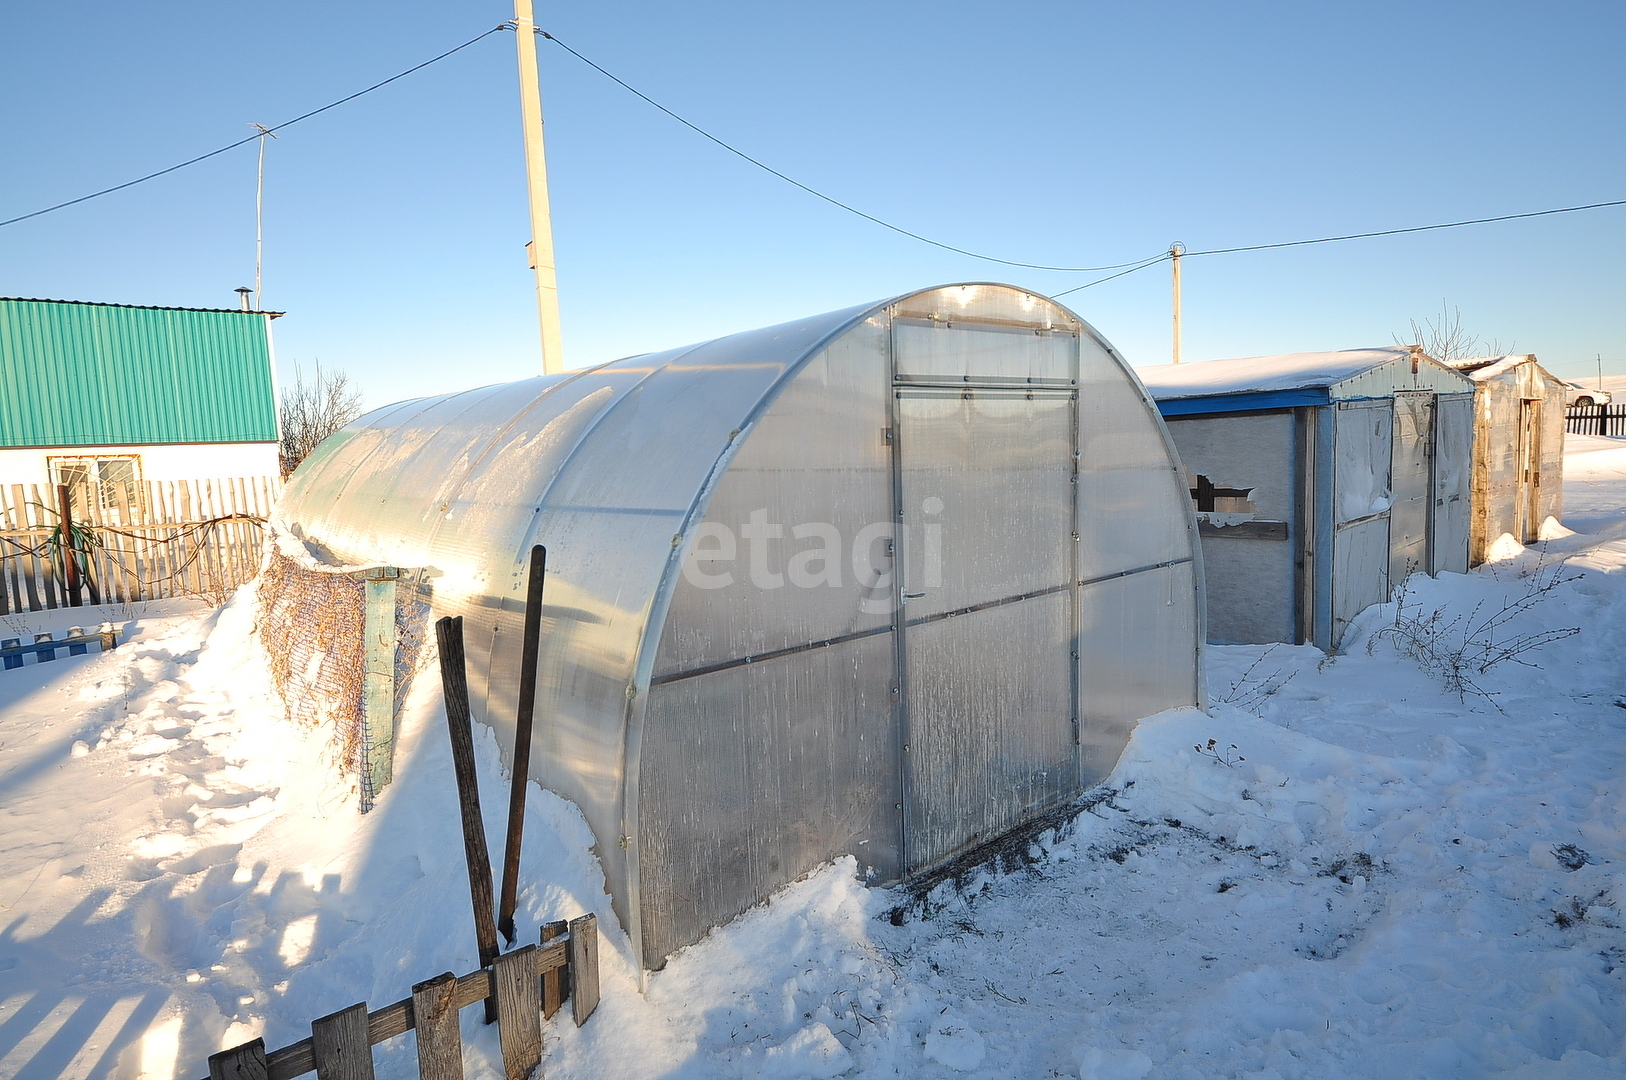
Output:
1599,353,1605,393
513,0,564,374
251,124,277,312
1170,242,1184,364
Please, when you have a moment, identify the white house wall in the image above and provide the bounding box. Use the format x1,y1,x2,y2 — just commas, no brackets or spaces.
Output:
0,442,280,488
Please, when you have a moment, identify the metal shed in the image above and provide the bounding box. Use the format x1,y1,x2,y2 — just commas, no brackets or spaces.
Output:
1138,346,1475,651
274,283,1203,969
1445,355,1566,562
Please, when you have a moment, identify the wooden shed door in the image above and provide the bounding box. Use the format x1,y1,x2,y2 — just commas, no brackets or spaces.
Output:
895,389,1077,872
1389,392,1434,588
1516,398,1542,542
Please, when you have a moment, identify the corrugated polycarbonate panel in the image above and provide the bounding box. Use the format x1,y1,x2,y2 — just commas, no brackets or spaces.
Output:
0,299,277,446
1388,393,1433,586
638,634,897,964
893,320,1076,385
650,319,893,678
904,593,1075,870
896,389,1075,618
1431,393,1473,574
1077,561,1201,784
1077,336,1195,581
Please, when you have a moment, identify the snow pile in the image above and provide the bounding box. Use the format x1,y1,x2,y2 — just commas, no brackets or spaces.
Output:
0,437,1623,1078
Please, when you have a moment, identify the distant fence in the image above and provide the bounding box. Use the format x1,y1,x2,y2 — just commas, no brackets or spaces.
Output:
0,477,279,614
1566,404,1626,437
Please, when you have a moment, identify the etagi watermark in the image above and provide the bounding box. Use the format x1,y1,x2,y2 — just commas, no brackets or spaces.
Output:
681,499,945,614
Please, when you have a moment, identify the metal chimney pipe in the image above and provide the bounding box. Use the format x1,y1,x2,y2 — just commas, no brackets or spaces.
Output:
234,287,253,312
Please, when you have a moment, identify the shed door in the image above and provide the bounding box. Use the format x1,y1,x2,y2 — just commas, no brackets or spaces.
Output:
1516,398,1542,542
1389,392,1434,587
896,389,1077,872
1430,393,1473,575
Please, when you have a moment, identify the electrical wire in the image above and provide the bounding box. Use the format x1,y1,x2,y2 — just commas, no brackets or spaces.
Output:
0,25,509,230
535,28,1160,274
1181,200,1626,258
1049,253,1173,298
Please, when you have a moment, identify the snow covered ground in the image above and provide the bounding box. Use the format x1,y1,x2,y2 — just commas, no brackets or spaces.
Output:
2,436,1624,1080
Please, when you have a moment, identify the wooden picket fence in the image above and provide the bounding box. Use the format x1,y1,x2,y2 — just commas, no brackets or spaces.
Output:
0,476,278,614
204,914,600,1080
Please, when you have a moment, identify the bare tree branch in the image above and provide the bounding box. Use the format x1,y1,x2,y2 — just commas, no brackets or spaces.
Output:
1395,301,1515,362
279,362,363,477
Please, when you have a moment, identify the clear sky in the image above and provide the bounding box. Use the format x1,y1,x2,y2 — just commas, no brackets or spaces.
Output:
3,1,1623,406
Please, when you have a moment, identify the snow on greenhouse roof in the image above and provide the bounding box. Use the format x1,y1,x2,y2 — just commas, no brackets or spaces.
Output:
1137,347,1418,401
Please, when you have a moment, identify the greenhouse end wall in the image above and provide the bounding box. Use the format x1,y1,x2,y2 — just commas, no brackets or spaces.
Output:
273,284,1203,970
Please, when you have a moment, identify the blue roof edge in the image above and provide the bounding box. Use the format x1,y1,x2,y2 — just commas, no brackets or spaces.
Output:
1154,387,1330,416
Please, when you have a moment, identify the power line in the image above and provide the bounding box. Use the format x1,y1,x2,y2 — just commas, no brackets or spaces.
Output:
1049,254,1172,298
535,29,1158,274
1183,200,1626,258
0,25,509,230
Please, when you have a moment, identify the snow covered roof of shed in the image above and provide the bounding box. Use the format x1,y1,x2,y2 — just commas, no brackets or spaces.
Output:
1138,346,1473,416
1447,354,1537,381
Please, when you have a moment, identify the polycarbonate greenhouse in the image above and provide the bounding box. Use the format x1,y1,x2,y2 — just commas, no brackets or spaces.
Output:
275,283,1204,969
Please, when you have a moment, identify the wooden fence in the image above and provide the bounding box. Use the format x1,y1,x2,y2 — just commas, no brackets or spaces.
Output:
1565,404,1626,437
204,914,600,1080
0,476,278,614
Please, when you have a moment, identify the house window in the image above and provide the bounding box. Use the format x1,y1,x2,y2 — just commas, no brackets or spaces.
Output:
48,455,143,519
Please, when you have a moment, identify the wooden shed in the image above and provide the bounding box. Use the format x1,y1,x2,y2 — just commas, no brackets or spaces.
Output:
1139,346,1476,650
1446,355,1566,562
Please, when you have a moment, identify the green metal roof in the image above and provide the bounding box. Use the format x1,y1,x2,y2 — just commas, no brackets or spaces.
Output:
0,297,280,448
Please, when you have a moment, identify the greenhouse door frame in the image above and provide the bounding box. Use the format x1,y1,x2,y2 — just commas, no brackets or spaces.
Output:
888,381,1082,876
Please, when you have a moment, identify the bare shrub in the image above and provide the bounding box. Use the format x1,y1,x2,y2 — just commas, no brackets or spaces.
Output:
1368,549,1578,705
279,363,363,477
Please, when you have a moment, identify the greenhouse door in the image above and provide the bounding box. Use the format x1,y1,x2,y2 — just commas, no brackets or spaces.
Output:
1389,392,1434,588
895,389,1078,872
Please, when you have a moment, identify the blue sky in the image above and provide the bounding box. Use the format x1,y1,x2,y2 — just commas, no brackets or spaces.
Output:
2,1,1623,404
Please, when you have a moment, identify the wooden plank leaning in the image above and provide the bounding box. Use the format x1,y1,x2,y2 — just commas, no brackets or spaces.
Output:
410,972,463,1080
498,544,547,945
435,616,502,1022
311,1002,374,1080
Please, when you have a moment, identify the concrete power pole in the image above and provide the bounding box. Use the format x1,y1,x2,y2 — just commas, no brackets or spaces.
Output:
1170,242,1184,364
514,0,565,374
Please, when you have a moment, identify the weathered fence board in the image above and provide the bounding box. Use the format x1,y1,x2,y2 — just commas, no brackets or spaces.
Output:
201,927,595,1080
0,476,278,614
494,946,542,1080
410,974,464,1080
311,1002,374,1080
209,1038,269,1080
568,914,600,1028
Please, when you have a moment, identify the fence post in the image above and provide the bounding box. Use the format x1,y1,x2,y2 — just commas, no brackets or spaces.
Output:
359,567,400,812
57,484,82,607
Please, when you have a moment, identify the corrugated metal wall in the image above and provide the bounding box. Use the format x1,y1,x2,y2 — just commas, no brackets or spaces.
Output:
0,299,278,447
